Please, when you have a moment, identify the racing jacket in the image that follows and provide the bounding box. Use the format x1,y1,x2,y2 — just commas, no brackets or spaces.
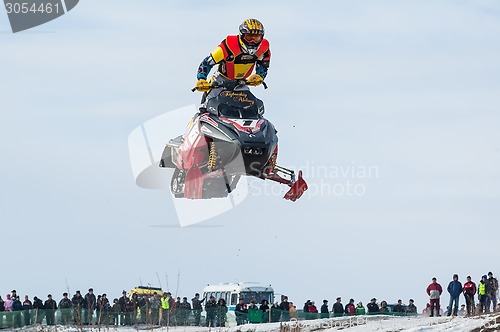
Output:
463,281,476,296
197,35,271,80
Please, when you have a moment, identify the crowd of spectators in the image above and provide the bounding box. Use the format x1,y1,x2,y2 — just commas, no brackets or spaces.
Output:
424,272,499,317
1,273,498,328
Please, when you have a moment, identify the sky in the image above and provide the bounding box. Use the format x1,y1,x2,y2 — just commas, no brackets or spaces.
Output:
1,0,500,312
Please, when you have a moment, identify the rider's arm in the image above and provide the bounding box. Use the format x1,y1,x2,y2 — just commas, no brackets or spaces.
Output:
196,45,226,80
255,47,271,79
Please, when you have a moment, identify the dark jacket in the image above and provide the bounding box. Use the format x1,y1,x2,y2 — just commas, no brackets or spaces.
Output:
71,294,86,308
44,299,57,310
333,302,344,314
447,280,463,297
320,304,329,313
12,299,23,311
303,301,311,312
205,299,217,317
85,293,97,310
405,303,417,313
192,297,205,310
367,302,379,313
235,303,248,315
487,277,499,296
392,304,404,312
59,298,72,309
279,301,290,311
118,296,128,311
22,300,33,310
33,298,44,310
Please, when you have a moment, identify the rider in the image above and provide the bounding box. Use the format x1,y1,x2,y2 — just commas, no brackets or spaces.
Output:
194,18,271,111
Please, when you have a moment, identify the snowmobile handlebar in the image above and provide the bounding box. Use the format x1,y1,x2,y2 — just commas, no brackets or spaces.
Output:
191,79,268,92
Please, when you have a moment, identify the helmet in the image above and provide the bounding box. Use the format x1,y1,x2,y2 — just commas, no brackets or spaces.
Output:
238,18,265,55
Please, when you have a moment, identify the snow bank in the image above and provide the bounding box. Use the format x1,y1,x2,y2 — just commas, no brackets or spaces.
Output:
16,314,500,332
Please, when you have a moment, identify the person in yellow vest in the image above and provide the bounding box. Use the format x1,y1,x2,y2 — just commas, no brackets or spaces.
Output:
194,18,271,111
160,292,171,326
478,275,489,314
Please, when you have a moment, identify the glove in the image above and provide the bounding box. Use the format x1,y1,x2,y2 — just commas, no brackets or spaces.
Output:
246,74,263,86
195,79,211,92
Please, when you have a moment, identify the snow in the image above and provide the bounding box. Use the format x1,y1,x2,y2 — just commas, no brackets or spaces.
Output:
17,314,500,332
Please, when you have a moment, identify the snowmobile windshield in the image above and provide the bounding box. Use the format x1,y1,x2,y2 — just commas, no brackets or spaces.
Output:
219,104,259,119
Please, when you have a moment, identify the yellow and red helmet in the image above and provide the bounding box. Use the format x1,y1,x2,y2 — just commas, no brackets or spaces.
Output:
238,18,265,55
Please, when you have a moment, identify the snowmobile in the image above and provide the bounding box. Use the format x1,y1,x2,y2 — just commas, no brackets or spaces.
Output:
159,79,307,201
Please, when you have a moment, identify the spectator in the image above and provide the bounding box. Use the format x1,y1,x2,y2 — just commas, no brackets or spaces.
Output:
149,293,160,325
96,295,102,323
248,300,261,323
458,304,466,316
248,300,258,310
405,299,417,314
478,275,489,314
22,295,33,326
320,300,329,318
126,294,136,325
191,293,204,326
289,302,297,319
178,297,191,326
393,299,404,313
4,294,13,312
356,302,366,315
130,293,139,325
12,296,23,327
303,300,311,313
333,297,344,317
118,291,130,325
367,298,379,314
487,272,498,312
32,296,44,324
11,290,17,300
380,300,389,313
279,296,290,321
463,276,476,316
112,298,120,326
0,296,4,312
270,301,281,322
344,299,355,315
447,274,463,316
205,295,217,327
71,290,85,325
422,303,431,316
261,299,270,323
59,292,72,325
216,298,228,327
84,288,96,325
98,293,111,325
235,298,248,325
426,277,443,317
44,294,57,325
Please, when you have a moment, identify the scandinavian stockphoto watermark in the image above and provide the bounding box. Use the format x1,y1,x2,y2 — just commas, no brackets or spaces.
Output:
3,0,79,33
250,160,379,199
287,316,369,330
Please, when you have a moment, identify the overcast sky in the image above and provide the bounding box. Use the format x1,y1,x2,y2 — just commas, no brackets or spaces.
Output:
1,0,499,310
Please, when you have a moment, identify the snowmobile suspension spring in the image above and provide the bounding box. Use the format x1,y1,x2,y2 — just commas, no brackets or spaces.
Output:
208,141,217,171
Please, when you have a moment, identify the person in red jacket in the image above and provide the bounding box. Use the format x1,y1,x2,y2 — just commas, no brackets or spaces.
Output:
344,299,356,315
463,276,477,316
426,277,443,317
